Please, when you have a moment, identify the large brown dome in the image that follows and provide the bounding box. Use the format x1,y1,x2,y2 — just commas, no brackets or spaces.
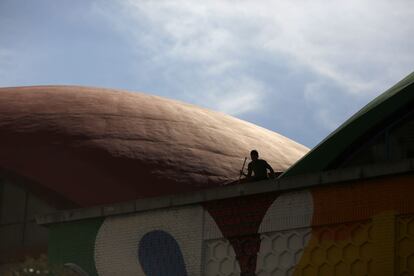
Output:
0,86,308,207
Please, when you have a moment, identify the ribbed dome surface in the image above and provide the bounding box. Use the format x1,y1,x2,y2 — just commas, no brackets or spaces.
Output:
0,86,308,207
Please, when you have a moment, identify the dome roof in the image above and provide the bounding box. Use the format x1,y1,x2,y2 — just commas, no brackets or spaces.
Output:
0,86,308,207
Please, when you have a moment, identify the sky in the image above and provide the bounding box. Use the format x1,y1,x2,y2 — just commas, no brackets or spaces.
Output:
0,0,413,148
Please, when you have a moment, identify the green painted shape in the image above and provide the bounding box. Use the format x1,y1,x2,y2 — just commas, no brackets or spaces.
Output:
48,218,104,276
283,72,414,177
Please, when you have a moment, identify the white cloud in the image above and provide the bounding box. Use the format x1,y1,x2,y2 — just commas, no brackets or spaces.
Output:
111,0,414,95
260,0,414,95
94,0,267,115
89,0,414,142
304,80,359,130
197,77,265,115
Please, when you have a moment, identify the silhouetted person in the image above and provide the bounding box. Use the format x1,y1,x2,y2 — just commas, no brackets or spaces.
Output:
242,150,275,182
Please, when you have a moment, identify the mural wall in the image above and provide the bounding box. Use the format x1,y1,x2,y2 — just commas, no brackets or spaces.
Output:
49,174,414,276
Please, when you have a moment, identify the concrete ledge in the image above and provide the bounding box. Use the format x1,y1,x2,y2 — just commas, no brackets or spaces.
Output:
103,201,136,216
36,206,102,225
135,195,172,212
240,179,280,195
36,159,414,225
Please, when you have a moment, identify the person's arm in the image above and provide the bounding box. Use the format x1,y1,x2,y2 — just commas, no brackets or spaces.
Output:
246,163,253,178
265,161,275,178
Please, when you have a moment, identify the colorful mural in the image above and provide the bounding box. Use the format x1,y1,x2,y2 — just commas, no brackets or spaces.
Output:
94,206,204,275
49,174,414,276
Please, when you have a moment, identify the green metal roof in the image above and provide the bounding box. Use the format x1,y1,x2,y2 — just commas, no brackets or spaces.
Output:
283,72,414,177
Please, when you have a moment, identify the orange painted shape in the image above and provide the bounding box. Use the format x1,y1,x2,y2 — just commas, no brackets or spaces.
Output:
311,174,414,227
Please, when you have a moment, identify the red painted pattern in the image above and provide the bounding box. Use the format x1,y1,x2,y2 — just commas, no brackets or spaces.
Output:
203,192,279,276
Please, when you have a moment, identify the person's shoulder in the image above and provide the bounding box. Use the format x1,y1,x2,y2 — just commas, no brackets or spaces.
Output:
258,159,270,165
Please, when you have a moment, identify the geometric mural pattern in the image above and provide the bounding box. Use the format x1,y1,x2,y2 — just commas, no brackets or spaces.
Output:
203,238,240,276
95,206,203,276
42,174,414,276
396,214,414,276
203,221,377,276
45,175,414,275
256,228,311,276
294,221,374,276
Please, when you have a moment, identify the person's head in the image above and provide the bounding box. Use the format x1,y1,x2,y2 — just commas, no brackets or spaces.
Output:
250,150,259,160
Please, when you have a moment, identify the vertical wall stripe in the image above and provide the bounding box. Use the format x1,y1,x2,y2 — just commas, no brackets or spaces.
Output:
48,218,104,276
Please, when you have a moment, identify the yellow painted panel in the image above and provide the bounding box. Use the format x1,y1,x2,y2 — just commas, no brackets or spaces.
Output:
293,221,374,276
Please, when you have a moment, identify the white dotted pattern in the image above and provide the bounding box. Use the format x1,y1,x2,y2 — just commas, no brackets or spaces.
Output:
95,205,204,276
202,211,240,276
204,239,241,276
94,191,313,276
256,190,314,275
